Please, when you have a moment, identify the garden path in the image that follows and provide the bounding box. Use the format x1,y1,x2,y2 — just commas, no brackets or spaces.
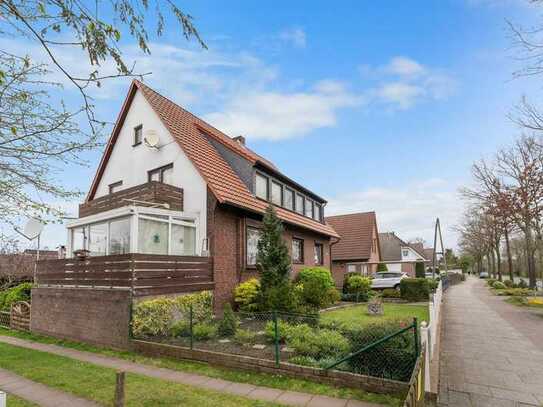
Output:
0,335,384,407
438,277,543,407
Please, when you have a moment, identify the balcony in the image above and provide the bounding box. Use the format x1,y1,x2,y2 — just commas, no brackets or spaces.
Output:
79,181,183,218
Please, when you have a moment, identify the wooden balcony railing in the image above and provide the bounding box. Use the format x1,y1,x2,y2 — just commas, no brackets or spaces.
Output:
36,253,214,297
79,181,183,218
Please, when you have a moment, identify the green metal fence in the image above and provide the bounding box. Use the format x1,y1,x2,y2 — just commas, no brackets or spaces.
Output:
133,305,420,382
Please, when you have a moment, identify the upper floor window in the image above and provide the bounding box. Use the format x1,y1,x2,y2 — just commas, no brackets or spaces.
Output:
255,173,268,200
314,242,323,265
108,181,123,194
246,227,262,266
295,194,304,215
148,163,174,184
284,188,294,211
292,237,304,263
304,198,313,218
271,181,282,206
314,204,321,221
134,125,143,146
402,249,409,257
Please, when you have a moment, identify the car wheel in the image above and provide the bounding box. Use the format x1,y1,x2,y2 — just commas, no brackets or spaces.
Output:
394,284,400,291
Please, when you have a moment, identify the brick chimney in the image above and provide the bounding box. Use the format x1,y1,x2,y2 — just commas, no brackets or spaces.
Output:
232,135,246,145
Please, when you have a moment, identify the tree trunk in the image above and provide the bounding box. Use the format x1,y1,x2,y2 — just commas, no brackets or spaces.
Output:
524,227,537,289
504,227,514,281
495,241,502,282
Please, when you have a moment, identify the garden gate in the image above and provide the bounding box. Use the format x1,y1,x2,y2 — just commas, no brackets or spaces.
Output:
0,301,31,331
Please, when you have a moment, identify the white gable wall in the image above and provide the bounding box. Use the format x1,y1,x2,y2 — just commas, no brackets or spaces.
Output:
93,89,208,249
400,246,425,262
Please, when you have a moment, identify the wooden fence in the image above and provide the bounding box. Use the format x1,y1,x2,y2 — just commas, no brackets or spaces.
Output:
403,343,426,407
0,301,31,331
36,254,214,297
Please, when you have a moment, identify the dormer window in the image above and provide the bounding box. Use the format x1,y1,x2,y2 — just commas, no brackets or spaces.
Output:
108,181,123,194
402,249,409,257
284,188,294,211
314,204,321,221
255,173,268,200
295,194,304,215
271,181,282,206
305,198,313,218
133,125,143,146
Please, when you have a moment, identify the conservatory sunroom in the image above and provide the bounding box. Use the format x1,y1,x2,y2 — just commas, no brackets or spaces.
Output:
65,205,202,258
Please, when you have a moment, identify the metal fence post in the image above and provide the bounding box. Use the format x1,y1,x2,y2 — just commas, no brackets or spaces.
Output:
413,317,419,357
189,304,194,350
273,310,280,367
114,371,125,407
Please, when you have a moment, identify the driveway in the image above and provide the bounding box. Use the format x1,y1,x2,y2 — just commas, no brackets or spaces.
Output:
438,277,543,407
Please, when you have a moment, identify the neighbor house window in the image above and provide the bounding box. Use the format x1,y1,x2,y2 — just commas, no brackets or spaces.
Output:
305,198,313,218
148,163,174,184
271,181,282,206
402,249,409,257
347,264,357,273
255,173,268,200
314,204,321,221
72,226,88,252
314,243,323,265
246,227,262,266
138,217,169,255
171,224,196,256
88,222,108,256
292,238,304,263
134,125,143,146
108,181,123,194
284,188,294,211
295,194,304,214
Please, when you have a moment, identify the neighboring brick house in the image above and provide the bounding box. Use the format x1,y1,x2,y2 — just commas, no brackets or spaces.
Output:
378,232,428,276
67,80,339,310
325,212,381,287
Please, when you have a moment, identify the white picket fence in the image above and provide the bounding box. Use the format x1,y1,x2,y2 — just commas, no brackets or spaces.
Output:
419,280,443,392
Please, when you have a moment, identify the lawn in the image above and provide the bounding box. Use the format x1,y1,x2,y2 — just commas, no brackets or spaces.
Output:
0,341,278,407
321,303,429,329
0,328,402,407
6,395,36,407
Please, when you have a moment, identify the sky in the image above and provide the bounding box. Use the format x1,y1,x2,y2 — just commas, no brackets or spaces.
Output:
4,0,542,251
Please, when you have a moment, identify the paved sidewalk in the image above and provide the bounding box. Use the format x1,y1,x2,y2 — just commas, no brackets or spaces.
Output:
0,368,98,407
438,277,543,407
0,335,383,407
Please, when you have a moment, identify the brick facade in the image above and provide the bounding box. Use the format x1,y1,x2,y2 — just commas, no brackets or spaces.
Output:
30,287,132,349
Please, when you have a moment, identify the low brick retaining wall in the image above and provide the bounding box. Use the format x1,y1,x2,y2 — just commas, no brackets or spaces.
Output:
131,339,408,396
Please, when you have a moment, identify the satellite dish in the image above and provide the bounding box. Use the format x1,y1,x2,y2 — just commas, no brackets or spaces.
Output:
23,218,44,240
144,130,160,148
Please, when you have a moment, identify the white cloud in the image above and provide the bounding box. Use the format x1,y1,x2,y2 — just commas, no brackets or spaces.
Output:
376,82,425,109
385,56,426,77
204,80,361,140
326,178,462,249
279,27,307,48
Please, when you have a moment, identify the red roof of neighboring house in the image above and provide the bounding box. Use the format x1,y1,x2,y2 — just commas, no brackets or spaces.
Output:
87,80,339,238
325,212,379,260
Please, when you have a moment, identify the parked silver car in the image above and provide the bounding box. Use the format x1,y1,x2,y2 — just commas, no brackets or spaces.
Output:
371,272,407,290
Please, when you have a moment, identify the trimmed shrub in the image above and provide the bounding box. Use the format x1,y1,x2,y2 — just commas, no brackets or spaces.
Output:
486,278,497,287
495,288,532,296
0,282,32,311
170,320,191,337
233,278,260,311
492,281,506,290
377,263,388,272
233,329,257,346
342,274,372,302
295,267,338,309
192,322,217,340
382,288,401,298
427,279,439,291
264,319,294,343
287,326,349,359
415,262,425,278
217,304,238,337
503,279,514,288
400,278,429,302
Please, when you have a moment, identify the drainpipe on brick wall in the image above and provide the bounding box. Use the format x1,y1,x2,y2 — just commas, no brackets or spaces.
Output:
329,236,341,269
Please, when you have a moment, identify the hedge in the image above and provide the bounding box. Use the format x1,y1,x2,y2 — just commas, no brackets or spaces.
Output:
399,278,429,302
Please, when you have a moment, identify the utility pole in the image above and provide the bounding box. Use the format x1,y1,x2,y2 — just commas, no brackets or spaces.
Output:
431,218,448,278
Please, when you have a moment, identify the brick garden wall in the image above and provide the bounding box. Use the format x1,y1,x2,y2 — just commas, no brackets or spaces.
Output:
30,287,132,349
132,339,408,396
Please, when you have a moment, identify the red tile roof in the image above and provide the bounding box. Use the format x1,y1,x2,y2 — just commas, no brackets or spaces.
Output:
325,212,378,260
87,80,339,238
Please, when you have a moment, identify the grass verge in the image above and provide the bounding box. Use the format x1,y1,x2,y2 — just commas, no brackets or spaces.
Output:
321,303,429,329
0,341,280,407
0,328,401,406
6,395,37,407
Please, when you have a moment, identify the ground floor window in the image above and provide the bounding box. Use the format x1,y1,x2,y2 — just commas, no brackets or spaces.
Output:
246,227,262,266
314,242,323,265
292,238,304,263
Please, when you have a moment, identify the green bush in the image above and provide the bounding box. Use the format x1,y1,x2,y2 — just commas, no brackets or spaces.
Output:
377,263,388,272
217,304,238,337
264,319,294,343
131,291,213,337
400,278,429,302
192,322,217,340
342,274,372,302
295,267,338,309
415,262,425,278
495,288,532,296
492,281,506,290
259,282,300,312
517,279,528,289
287,326,349,359
503,279,514,288
234,278,260,311
0,282,32,311
382,288,401,298
427,279,439,291
170,320,191,337
486,278,497,287
233,329,257,346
